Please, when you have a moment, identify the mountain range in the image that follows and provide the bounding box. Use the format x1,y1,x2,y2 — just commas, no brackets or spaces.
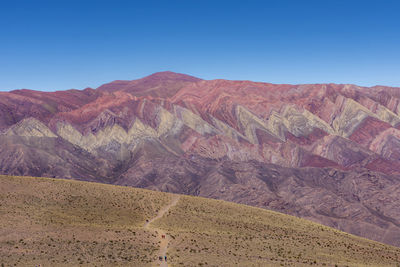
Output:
1,71,400,247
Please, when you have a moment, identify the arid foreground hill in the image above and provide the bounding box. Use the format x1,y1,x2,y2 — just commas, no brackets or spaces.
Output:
1,72,400,247
1,175,400,267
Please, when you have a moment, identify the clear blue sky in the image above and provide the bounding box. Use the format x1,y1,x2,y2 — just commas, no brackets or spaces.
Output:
1,0,400,91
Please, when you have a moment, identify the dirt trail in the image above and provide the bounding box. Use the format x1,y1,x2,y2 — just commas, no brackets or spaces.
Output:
144,195,180,267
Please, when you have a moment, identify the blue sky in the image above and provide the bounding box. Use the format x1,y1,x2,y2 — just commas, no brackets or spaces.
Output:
1,0,400,91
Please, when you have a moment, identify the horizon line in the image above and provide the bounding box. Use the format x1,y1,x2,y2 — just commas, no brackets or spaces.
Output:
1,71,399,92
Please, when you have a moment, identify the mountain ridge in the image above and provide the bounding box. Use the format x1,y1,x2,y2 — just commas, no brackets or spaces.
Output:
2,71,400,247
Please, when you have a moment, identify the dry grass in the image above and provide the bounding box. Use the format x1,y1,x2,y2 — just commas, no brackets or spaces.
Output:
1,175,400,267
0,175,172,266
154,196,400,267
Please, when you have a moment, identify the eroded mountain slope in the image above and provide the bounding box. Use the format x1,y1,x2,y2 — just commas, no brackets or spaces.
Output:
2,71,400,247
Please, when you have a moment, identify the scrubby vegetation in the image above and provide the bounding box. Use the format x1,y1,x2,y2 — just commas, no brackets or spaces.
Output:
154,196,400,266
0,175,172,266
1,175,400,266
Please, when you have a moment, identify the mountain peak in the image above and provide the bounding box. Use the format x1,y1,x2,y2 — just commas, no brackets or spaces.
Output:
97,71,202,97
140,71,202,82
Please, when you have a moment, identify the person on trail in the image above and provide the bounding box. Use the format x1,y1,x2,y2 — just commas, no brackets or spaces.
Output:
165,256,167,261
162,234,165,239
159,256,163,261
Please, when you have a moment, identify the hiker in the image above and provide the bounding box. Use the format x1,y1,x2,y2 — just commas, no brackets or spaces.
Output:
165,256,167,261
162,234,165,239
159,256,163,261
146,219,149,223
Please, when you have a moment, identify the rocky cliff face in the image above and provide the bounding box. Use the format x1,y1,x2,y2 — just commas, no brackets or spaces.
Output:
2,71,400,247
